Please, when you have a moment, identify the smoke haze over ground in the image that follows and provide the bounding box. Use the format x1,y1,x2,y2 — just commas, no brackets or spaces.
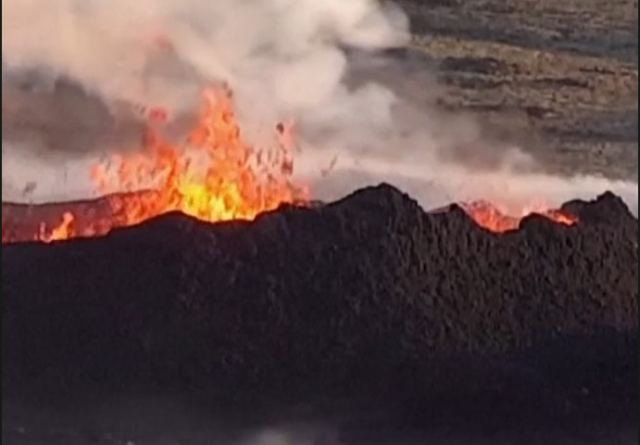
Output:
5,395,637,445
2,0,638,212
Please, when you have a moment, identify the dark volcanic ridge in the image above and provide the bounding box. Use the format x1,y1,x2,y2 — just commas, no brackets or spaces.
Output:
3,184,638,431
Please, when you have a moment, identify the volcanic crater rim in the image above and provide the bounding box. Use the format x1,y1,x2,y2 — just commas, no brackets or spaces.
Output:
4,184,637,247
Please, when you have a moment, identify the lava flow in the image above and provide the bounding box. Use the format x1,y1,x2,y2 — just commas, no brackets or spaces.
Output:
8,87,309,243
461,200,578,232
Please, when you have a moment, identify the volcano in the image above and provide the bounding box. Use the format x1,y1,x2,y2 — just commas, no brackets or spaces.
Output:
2,184,637,439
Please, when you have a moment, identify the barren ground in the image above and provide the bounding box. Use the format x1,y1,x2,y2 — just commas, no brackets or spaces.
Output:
400,0,638,180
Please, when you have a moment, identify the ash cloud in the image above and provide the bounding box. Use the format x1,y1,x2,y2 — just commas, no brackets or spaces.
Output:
2,0,637,213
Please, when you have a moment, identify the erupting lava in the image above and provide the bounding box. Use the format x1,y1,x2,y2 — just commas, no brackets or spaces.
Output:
15,87,308,243
461,200,578,232
2,85,579,243
92,87,308,226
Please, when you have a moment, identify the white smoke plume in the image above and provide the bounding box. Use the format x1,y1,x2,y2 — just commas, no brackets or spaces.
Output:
2,0,637,213
3,0,408,120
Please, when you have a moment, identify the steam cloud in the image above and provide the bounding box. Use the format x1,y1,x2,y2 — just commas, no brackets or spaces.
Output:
2,0,637,213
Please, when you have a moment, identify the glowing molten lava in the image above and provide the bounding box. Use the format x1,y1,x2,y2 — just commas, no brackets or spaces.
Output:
39,212,75,242
92,88,307,225
461,200,578,232
19,87,308,243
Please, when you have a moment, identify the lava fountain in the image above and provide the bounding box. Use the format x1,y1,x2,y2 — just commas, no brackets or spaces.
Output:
91,87,309,226
5,86,309,243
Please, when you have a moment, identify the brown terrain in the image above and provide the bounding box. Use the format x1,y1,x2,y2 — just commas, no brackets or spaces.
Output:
402,0,638,179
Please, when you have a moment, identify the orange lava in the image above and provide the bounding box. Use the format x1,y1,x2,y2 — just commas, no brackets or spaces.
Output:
38,212,75,242
461,200,578,232
30,86,308,243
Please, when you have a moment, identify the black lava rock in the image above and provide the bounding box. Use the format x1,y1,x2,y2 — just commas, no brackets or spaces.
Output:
2,184,637,428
